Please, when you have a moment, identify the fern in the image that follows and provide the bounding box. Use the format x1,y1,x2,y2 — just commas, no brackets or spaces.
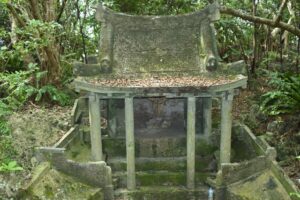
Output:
260,72,300,115
35,85,70,106
0,65,71,110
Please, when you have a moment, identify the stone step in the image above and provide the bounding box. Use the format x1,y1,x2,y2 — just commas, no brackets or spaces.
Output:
102,137,216,158
107,156,215,172
112,171,213,189
114,186,210,200
103,137,186,157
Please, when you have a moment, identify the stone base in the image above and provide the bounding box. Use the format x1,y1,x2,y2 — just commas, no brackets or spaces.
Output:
18,162,104,200
227,170,291,200
114,186,209,200
112,171,212,189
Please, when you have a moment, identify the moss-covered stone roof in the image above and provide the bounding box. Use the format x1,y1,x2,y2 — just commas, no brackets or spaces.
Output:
77,74,244,88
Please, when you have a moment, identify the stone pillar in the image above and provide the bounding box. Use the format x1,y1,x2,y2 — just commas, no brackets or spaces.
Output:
89,93,103,161
203,97,212,143
108,100,117,137
220,91,234,164
187,97,196,189
125,97,136,190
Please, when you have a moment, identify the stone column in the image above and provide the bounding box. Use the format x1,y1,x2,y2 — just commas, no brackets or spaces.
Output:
125,97,136,190
108,100,117,137
220,91,234,164
89,93,103,161
203,97,212,143
187,97,196,189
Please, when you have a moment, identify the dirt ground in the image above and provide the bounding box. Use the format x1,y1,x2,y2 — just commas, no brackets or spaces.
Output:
0,105,72,199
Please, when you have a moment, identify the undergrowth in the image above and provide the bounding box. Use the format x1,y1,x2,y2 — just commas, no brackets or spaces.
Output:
260,71,300,116
0,63,71,169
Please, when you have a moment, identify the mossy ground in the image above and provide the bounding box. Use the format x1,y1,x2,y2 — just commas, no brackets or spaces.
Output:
21,167,103,200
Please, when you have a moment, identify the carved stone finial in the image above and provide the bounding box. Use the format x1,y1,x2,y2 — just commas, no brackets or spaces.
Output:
96,3,106,22
208,2,221,21
100,58,112,73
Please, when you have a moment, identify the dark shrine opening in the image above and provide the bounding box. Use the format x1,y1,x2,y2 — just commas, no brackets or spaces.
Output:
134,97,185,138
103,97,215,139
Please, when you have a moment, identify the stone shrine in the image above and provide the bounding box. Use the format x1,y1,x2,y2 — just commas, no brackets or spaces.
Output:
73,1,247,191
21,2,298,200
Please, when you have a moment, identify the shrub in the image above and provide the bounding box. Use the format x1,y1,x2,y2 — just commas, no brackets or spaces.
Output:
260,72,300,115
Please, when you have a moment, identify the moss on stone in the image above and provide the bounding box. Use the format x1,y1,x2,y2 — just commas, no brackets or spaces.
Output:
227,171,291,200
102,138,127,157
65,139,91,162
123,186,208,200
195,140,217,156
114,171,210,188
21,167,104,200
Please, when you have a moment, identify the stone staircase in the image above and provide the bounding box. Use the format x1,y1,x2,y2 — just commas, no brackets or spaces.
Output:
103,136,216,200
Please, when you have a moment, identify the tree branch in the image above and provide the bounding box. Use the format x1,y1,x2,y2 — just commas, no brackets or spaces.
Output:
274,0,288,25
75,0,88,63
56,0,67,23
220,6,300,38
6,3,26,27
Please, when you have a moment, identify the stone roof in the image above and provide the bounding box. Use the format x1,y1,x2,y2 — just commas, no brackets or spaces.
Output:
77,75,244,88
73,3,248,93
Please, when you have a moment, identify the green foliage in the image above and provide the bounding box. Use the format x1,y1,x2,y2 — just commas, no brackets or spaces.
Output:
260,72,300,115
103,0,204,15
0,120,10,135
0,161,23,172
0,2,9,30
0,64,71,109
0,69,36,109
0,64,70,167
0,20,62,72
35,85,71,106
290,192,300,199
0,136,16,162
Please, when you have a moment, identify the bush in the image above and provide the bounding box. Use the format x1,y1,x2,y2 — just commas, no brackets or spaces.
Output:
260,72,300,115
0,64,71,109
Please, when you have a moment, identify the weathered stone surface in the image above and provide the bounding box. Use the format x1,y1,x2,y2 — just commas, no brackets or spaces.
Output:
35,148,113,200
267,120,285,135
125,97,136,190
115,186,209,200
19,165,104,200
220,90,234,164
224,60,247,75
227,170,292,200
89,93,103,161
218,156,269,185
113,171,210,189
81,2,221,77
73,62,102,76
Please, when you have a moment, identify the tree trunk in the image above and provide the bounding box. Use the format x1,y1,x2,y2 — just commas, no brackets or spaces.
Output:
6,0,63,86
251,0,258,75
